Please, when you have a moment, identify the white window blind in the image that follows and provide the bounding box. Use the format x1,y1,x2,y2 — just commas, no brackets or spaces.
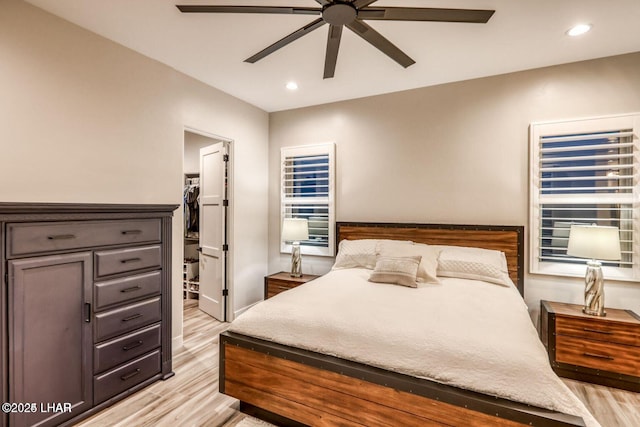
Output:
281,143,335,256
530,114,640,281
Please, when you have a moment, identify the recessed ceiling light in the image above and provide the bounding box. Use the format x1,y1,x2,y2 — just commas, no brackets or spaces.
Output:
286,81,298,91
566,24,592,37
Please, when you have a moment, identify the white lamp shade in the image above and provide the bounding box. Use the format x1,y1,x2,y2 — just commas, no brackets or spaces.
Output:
567,225,621,261
281,218,309,241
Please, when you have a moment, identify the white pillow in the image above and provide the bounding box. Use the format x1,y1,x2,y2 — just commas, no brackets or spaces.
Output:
332,239,414,270
436,246,510,287
377,241,439,284
332,239,378,270
369,255,422,288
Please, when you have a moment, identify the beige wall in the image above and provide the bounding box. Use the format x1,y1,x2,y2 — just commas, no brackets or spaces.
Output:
4,0,640,331
0,0,269,346
184,131,224,175
269,52,640,319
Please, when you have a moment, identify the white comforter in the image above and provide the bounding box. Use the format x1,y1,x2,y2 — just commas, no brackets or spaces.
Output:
230,268,600,427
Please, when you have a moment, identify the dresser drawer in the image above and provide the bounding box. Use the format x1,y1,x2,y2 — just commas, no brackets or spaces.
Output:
95,245,161,277
95,271,161,310
94,350,161,405
6,219,161,258
94,297,161,342
94,324,161,374
556,335,640,377
556,315,640,346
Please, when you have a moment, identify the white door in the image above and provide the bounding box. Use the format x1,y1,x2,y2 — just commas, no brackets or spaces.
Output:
198,142,227,320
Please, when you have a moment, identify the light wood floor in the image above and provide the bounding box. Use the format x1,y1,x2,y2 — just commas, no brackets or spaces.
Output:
76,299,640,427
563,378,640,427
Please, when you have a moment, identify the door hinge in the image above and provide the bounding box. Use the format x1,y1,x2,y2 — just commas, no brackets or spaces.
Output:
222,289,229,297
223,154,229,162
222,244,229,252
223,199,229,207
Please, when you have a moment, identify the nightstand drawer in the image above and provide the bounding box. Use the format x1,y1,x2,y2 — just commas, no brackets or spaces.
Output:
264,272,320,299
268,279,298,297
556,335,640,376
556,315,640,346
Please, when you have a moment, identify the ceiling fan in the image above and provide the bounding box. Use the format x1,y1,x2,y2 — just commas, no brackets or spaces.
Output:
176,1,495,79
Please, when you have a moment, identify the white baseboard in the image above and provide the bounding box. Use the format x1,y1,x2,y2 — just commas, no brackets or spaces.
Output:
232,300,261,321
172,335,184,354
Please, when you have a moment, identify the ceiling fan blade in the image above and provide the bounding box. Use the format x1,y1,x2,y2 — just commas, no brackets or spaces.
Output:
245,18,326,63
347,19,415,68
353,0,378,8
313,0,331,5
324,25,343,79
176,5,320,16
358,7,495,23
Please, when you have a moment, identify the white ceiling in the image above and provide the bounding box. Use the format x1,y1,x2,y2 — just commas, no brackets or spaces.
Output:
25,0,640,112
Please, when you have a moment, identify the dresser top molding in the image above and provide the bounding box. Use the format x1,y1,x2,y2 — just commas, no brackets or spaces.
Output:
0,203,179,221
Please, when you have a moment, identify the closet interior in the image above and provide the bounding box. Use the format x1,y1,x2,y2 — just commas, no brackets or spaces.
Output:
183,173,200,299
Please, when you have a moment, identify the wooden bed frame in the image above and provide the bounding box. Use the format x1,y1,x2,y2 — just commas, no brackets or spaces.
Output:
220,222,585,427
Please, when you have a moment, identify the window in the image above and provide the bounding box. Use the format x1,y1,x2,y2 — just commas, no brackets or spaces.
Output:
281,143,335,257
530,113,640,281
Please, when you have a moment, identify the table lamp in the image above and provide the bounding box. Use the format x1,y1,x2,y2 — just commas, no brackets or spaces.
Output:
282,218,309,277
567,224,621,317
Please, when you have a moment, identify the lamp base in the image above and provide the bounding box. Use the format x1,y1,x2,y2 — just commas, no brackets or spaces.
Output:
583,260,606,317
582,307,606,317
290,241,302,278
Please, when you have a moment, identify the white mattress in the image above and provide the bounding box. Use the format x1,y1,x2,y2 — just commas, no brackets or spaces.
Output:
230,268,600,427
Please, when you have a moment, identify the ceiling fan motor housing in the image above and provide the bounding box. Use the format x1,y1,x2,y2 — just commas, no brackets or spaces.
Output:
322,2,357,26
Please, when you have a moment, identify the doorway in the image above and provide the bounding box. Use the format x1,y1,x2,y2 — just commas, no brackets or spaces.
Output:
183,129,231,322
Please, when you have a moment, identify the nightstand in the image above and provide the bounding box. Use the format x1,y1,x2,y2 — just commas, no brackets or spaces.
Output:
264,272,319,299
541,300,640,392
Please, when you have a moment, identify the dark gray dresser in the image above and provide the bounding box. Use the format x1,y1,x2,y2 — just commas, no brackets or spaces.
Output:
0,203,177,427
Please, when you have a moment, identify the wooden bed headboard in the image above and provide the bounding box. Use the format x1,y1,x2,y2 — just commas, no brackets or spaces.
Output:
336,222,525,296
